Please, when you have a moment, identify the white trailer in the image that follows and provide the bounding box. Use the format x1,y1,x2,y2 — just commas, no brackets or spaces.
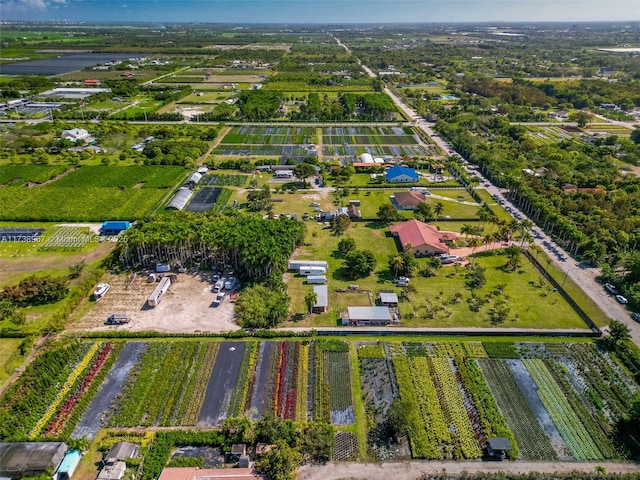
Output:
147,277,171,307
306,275,326,284
288,259,328,271
300,266,327,276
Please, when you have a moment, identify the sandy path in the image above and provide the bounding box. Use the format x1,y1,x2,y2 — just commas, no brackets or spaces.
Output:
298,460,640,480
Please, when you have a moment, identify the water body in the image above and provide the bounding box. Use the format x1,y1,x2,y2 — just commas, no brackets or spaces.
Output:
0,52,144,75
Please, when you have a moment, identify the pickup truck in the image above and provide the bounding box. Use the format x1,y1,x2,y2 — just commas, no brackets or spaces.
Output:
212,292,226,307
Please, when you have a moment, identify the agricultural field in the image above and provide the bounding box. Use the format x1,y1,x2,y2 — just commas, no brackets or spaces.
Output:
0,166,187,221
1,338,636,465
524,125,578,146
322,126,434,158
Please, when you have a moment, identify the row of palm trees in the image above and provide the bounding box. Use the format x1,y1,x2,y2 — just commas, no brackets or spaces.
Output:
117,213,306,283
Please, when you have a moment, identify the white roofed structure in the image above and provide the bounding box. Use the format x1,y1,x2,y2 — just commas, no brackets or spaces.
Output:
166,188,193,211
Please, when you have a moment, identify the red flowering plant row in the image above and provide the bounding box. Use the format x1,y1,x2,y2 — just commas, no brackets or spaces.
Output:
43,342,115,437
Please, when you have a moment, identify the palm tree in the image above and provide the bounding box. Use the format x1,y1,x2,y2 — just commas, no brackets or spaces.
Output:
467,237,481,265
433,202,445,222
404,243,415,256
305,291,318,314
460,223,474,239
390,255,405,278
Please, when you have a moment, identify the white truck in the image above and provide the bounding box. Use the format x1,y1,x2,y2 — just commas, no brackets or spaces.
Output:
212,292,226,307
213,277,226,293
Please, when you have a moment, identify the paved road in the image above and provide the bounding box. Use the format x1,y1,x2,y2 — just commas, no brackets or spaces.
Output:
333,36,640,346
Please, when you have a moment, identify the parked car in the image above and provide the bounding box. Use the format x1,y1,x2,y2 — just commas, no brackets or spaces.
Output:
615,295,628,304
395,276,410,286
631,312,640,322
604,283,619,295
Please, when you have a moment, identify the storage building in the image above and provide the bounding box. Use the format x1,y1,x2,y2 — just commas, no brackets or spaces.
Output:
101,221,131,235
306,275,326,284
312,285,328,313
55,450,81,480
379,291,399,307
344,306,392,326
187,172,203,185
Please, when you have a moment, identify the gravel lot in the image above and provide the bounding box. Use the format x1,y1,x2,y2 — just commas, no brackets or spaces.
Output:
74,270,241,333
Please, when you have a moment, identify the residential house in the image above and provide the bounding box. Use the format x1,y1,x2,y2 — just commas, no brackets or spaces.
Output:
61,128,91,143
389,219,459,256
392,191,426,210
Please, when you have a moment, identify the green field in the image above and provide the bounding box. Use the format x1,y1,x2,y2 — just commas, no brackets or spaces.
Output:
0,339,27,389
0,166,187,221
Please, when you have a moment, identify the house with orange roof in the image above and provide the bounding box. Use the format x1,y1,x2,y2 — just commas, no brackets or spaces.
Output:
389,219,458,256
392,191,426,210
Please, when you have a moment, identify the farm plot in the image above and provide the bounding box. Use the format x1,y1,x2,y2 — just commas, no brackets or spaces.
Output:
202,174,248,186
40,225,91,251
185,187,222,212
106,342,219,427
0,166,187,221
220,126,315,145
0,165,69,186
72,341,145,440
198,341,245,426
524,126,578,146
321,126,433,158
214,144,310,157
0,340,110,441
478,358,559,460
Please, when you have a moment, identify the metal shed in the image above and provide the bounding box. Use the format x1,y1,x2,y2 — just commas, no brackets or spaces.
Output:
312,285,328,313
379,292,399,307
166,187,193,211
346,306,391,326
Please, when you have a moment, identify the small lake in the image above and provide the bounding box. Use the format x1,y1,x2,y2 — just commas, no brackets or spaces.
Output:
0,52,145,76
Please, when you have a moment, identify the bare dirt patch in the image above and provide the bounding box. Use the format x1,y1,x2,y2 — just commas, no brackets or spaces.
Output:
72,270,240,333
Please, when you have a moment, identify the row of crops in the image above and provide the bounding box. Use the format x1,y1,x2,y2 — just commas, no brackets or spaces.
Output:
323,145,431,157
221,126,315,145
358,340,637,461
0,339,636,463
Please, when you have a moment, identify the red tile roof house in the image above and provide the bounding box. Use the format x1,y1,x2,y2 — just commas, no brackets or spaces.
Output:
389,219,459,256
392,191,426,210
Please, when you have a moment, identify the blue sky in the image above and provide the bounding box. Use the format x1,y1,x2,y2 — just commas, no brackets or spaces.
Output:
2,0,639,23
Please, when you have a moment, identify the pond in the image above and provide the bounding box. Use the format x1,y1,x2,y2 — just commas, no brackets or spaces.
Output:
0,52,144,75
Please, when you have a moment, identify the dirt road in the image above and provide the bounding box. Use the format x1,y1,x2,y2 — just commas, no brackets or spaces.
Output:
298,460,640,480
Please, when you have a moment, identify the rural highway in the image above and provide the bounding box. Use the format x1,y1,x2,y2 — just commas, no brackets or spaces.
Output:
333,35,640,345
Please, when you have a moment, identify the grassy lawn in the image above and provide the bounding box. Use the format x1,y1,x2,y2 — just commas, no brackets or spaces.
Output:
0,338,27,389
284,223,589,330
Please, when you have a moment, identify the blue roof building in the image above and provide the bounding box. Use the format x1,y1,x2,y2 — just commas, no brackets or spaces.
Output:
385,165,419,183
101,221,131,235
56,450,81,480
